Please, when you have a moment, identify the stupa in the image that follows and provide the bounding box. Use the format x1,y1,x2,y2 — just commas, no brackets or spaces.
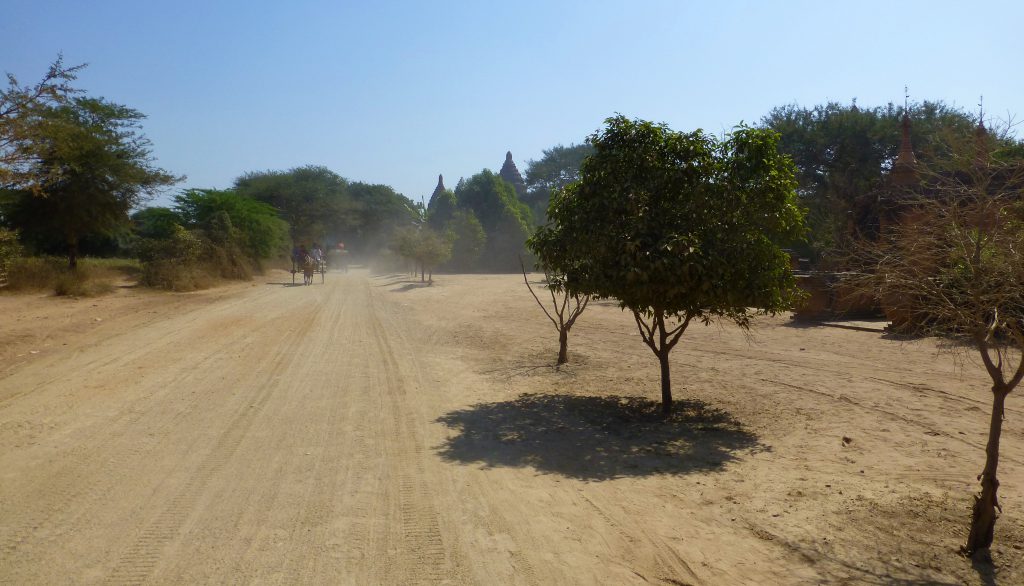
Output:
499,151,527,199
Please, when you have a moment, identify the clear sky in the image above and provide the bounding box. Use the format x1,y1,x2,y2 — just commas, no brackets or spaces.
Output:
3,0,1022,207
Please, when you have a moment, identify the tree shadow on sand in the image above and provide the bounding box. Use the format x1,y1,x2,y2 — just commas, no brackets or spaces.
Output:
435,393,764,481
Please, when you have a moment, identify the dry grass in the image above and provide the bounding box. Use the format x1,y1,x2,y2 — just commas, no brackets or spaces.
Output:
1,256,140,297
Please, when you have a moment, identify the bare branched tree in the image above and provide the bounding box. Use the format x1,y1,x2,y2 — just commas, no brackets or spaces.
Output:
520,258,590,365
844,144,1024,558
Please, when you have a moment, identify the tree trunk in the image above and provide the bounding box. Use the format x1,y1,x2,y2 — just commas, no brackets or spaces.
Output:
965,388,1008,556
420,263,425,282
67,236,79,270
557,327,568,365
658,349,672,416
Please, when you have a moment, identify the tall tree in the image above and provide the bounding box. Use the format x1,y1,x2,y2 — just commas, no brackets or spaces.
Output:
233,166,352,245
444,209,486,271
454,170,533,271
533,115,805,414
392,226,452,284
1,55,85,192
762,100,996,261
234,167,415,255
173,188,288,261
523,143,593,220
2,97,179,268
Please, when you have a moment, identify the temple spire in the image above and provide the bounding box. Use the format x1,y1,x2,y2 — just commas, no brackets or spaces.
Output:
428,174,447,207
499,150,527,199
891,90,919,186
975,96,989,170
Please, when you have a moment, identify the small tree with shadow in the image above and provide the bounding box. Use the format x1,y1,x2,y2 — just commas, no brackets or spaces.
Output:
519,256,589,365
392,226,452,284
844,142,1024,559
533,115,805,415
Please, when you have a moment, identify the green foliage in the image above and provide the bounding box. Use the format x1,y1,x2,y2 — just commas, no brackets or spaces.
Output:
1,55,85,191
536,116,805,319
136,224,206,290
531,115,805,413
234,165,349,244
761,100,1006,260
523,143,593,221
346,181,419,251
426,188,457,230
454,170,533,271
131,207,182,240
233,166,416,254
0,227,21,283
173,188,288,260
444,209,486,271
392,226,452,281
0,96,179,267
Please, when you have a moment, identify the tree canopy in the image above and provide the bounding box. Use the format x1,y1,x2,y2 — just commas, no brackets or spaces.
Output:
1,55,85,192
1,96,179,267
523,143,593,220
454,170,533,271
233,166,415,254
761,100,1017,260
174,188,288,260
531,115,805,413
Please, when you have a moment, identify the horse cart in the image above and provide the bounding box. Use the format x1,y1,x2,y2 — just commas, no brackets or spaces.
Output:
291,256,326,285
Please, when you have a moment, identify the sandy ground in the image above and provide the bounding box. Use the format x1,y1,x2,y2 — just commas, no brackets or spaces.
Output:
0,269,1021,585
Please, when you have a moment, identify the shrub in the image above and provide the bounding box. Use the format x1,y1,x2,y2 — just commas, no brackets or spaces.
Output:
0,228,22,288
136,225,206,291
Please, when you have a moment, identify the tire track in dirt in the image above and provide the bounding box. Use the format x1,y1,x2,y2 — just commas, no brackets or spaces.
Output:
0,290,309,577
759,377,1023,465
270,285,384,584
365,285,465,585
576,492,701,585
0,304,288,570
100,307,320,585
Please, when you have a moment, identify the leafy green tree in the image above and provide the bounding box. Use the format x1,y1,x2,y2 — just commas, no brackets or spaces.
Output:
234,167,415,255
532,115,805,414
1,55,85,192
761,100,1000,261
1,97,179,268
173,188,288,261
233,165,351,245
426,187,457,230
523,143,593,221
135,224,204,290
454,170,533,271
346,181,418,252
131,207,182,240
444,209,486,271
392,226,452,284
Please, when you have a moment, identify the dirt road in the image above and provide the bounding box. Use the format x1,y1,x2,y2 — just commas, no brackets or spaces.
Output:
1,270,1021,584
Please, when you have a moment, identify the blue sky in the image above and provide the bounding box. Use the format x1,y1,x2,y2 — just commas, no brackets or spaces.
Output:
3,1,1022,207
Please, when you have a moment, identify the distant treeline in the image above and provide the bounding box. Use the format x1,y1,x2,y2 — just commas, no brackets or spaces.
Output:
4,59,1022,288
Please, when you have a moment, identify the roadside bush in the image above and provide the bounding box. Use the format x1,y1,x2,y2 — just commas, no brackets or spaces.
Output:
0,228,22,288
136,225,206,291
200,211,253,280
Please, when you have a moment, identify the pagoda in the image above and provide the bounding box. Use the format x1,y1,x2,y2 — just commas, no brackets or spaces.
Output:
499,151,527,199
428,174,446,207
